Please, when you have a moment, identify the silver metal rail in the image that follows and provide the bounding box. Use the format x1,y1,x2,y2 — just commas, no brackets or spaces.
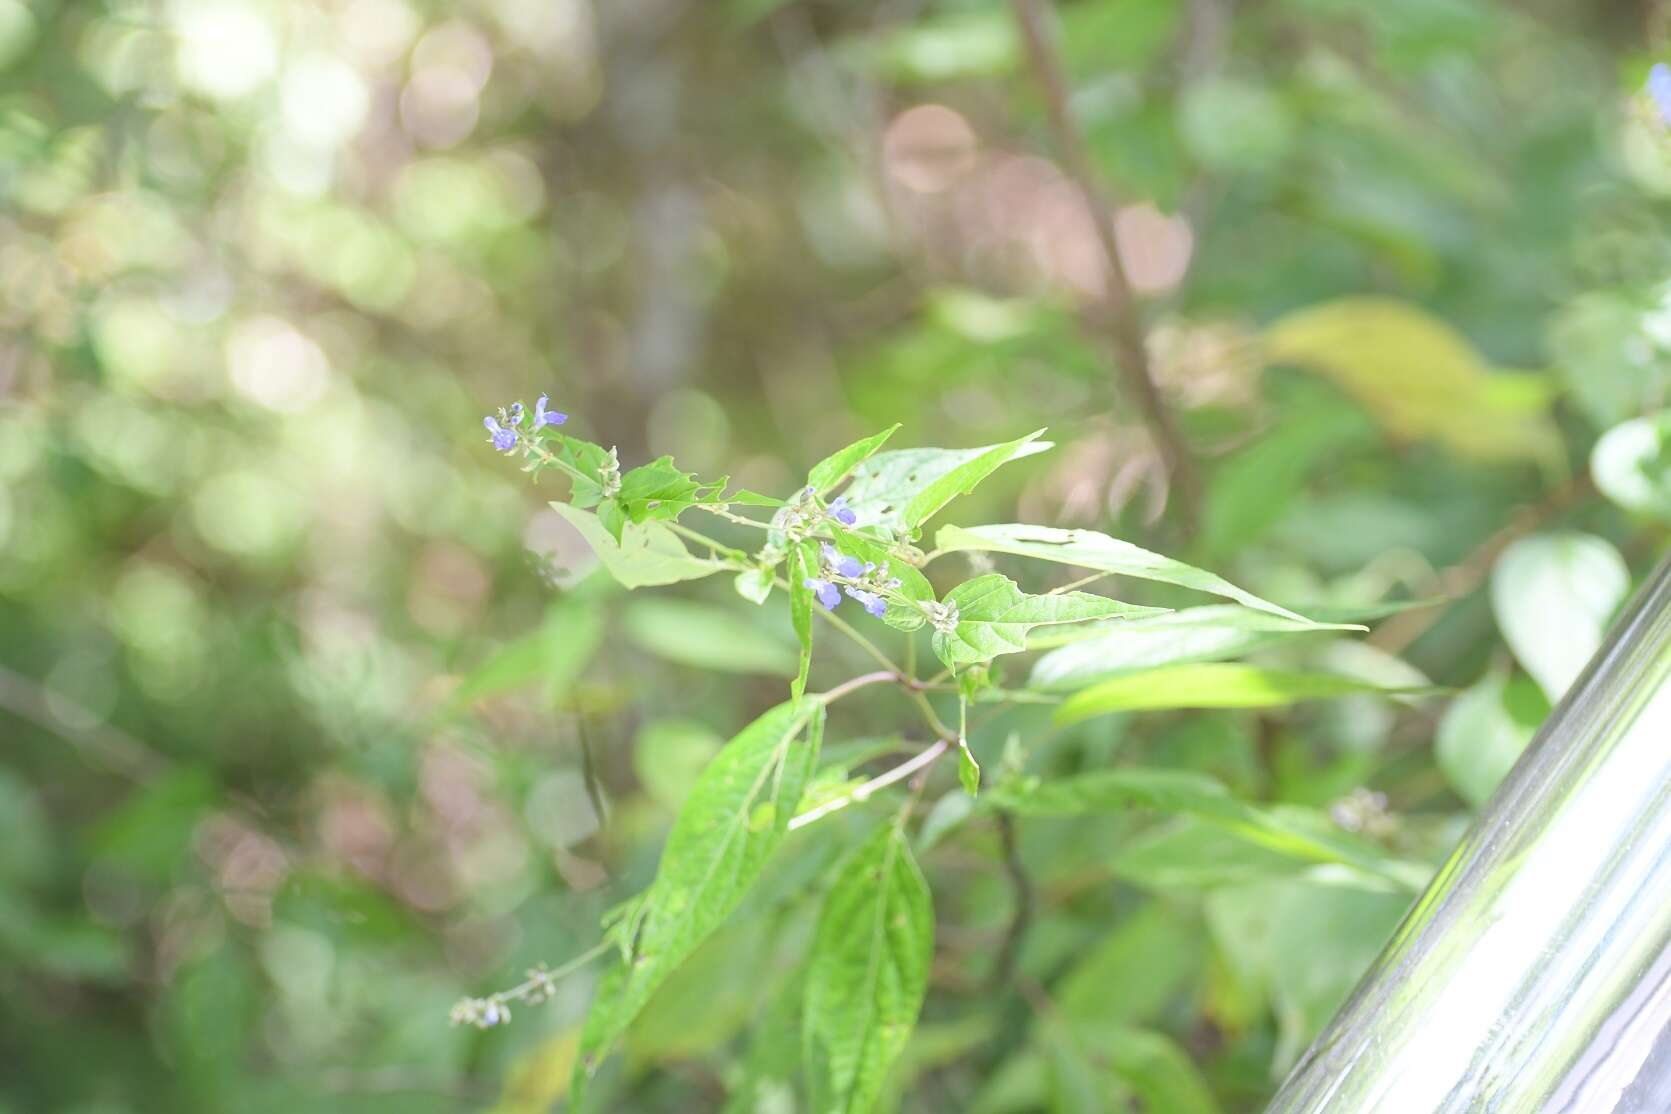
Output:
1266,557,1671,1113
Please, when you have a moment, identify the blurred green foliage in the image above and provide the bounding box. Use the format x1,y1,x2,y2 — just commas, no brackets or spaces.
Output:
3,0,1671,1110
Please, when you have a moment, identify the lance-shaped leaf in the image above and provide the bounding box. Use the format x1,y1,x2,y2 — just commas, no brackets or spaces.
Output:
790,542,816,699
1054,663,1435,722
807,425,902,495
930,573,1162,669
1028,605,1360,692
552,502,727,588
572,700,825,1092
842,433,1052,532
934,523,1317,623
987,768,1422,888
804,823,934,1114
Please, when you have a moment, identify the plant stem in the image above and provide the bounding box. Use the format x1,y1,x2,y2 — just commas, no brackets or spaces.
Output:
484,939,613,1006
817,669,901,704
986,812,1034,991
667,521,749,563
787,738,951,831
1008,0,1200,535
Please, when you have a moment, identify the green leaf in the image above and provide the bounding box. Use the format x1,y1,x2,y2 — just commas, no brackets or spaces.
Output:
1200,390,1374,559
1100,1027,1223,1114
557,438,617,508
828,530,934,632
597,497,627,542
448,597,604,707
623,598,797,676
988,768,1420,886
1054,663,1434,723
1490,533,1630,701
1436,669,1547,807
931,573,1161,670
807,425,901,494
615,456,720,524
957,739,980,796
903,430,1047,531
842,434,1052,533
1592,411,1671,520
933,523,1317,623
573,700,824,1086
1028,605,1358,692
790,542,816,699
734,565,775,605
804,822,934,1114
1206,876,1411,1070
552,502,727,588
728,488,787,507
1109,818,1316,890
1054,903,1202,1028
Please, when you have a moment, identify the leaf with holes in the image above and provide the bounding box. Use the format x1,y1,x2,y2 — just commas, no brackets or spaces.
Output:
804,823,934,1114
930,574,1162,670
841,434,1052,533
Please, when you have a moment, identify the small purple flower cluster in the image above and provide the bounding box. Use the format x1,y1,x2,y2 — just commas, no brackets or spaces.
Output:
802,540,897,618
1649,63,1671,126
483,394,567,454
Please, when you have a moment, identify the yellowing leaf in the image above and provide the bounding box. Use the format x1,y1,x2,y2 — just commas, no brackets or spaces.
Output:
1262,297,1562,466
493,1029,580,1114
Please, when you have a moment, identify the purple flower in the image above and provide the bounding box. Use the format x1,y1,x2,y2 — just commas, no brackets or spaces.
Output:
1650,64,1671,124
483,416,518,453
845,586,887,618
534,394,567,429
804,577,840,610
508,402,524,425
829,496,857,526
821,543,864,579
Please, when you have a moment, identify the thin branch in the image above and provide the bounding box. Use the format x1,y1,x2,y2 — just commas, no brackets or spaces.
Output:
817,669,901,704
1369,473,1594,655
986,811,1035,991
1008,0,1201,535
0,663,168,780
787,738,951,831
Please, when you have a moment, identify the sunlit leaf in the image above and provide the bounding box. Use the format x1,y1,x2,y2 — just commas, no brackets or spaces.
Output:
1263,297,1563,465
1490,532,1630,701
808,424,901,494
934,523,1316,622
1592,410,1671,520
1054,663,1433,722
551,502,727,588
931,573,1160,670
1028,605,1357,691
842,434,1051,533
805,822,934,1114
1436,669,1547,807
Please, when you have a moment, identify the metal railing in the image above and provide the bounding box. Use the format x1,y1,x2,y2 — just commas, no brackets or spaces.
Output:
1267,557,1671,1113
